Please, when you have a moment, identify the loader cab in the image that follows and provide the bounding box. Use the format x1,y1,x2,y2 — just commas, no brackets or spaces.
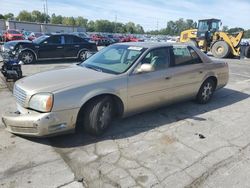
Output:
197,19,221,40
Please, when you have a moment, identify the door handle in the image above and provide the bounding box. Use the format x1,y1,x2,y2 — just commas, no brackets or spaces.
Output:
165,76,171,80
199,71,203,74
57,46,63,49
74,45,80,47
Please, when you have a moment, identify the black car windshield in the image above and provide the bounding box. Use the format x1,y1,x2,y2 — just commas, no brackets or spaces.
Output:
80,44,145,74
33,35,49,44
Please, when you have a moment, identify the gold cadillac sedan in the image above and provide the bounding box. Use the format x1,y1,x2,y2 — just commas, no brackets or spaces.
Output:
2,42,229,137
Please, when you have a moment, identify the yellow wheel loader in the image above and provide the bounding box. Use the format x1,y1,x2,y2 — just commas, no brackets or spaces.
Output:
180,19,245,58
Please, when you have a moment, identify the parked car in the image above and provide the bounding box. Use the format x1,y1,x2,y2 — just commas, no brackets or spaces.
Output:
2,34,98,64
28,32,44,41
91,34,112,46
22,31,32,40
2,29,24,42
2,42,229,137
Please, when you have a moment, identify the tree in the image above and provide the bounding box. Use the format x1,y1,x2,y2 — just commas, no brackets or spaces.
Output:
62,17,76,26
227,27,244,34
31,10,46,23
75,16,88,27
95,20,114,32
17,10,32,22
125,22,136,33
87,21,95,32
135,24,144,34
51,13,63,24
244,29,250,38
222,26,229,32
0,14,4,19
4,13,14,20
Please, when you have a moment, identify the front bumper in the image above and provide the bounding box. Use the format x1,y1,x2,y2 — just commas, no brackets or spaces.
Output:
2,108,79,137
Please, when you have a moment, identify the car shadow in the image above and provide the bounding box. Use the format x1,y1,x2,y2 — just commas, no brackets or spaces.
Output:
26,87,249,148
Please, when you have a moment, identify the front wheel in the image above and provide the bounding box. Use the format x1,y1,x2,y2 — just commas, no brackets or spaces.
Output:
78,50,88,61
19,51,35,64
196,79,215,104
83,96,113,135
211,41,230,58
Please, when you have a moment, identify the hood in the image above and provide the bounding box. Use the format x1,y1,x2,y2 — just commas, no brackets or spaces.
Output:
4,40,32,48
16,66,115,93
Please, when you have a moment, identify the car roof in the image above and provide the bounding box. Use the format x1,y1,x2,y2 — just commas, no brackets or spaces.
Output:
116,42,189,49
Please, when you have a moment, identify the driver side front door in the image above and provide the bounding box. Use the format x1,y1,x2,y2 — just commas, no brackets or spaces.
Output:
38,35,64,59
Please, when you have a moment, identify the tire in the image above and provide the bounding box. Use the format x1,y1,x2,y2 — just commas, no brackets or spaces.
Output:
245,46,250,58
78,50,88,61
211,41,230,58
196,79,215,104
83,96,113,135
19,50,35,64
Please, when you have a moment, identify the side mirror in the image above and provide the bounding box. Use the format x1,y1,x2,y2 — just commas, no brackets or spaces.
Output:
136,64,154,73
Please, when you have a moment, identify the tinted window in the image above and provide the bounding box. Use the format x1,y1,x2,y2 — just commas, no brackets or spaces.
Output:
64,35,74,44
46,36,61,44
141,48,170,71
173,46,202,66
73,36,82,43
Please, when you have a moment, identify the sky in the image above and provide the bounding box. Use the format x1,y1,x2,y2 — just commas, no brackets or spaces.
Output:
0,0,250,31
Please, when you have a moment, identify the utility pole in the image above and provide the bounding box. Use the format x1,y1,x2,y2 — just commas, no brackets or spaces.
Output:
157,19,159,31
46,0,48,21
43,2,46,23
43,0,48,23
114,14,117,34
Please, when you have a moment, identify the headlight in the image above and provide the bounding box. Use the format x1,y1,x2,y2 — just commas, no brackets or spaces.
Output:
10,46,14,50
29,93,53,112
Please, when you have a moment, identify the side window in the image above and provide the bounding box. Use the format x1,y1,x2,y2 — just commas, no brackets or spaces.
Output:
188,47,203,64
64,35,74,44
140,48,170,71
127,50,140,62
173,46,202,66
45,36,61,44
73,36,82,43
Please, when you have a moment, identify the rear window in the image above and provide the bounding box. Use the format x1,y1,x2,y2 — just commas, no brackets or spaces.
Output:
173,46,202,66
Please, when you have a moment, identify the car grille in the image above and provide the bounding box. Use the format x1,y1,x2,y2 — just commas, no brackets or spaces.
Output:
13,84,28,107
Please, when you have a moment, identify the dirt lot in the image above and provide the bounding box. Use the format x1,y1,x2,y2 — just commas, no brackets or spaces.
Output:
1,56,250,188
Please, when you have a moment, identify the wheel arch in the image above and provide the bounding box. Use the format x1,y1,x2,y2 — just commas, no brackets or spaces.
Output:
20,48,38,60
76,93,125,127
201,75,218,89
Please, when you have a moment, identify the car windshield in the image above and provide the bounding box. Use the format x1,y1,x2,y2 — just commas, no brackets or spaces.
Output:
33,35,49,44
80,44,145,74
8,30,21,34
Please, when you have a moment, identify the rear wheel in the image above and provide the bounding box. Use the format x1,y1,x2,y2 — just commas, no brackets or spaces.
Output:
196,79,215,104
83,96,113,136
19,50,35,64
211,41,230,58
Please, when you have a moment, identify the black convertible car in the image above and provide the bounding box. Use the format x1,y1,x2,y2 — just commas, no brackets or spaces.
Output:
1,34,97,64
